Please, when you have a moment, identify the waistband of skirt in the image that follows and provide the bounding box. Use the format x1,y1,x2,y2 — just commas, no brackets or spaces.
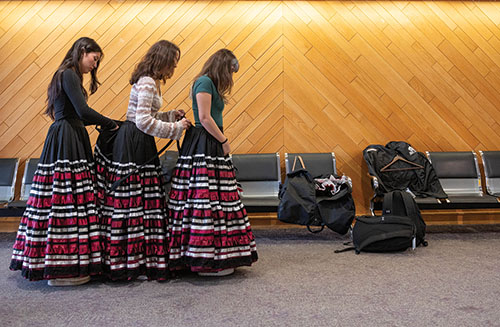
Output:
54,118,85,126
192,125,224,133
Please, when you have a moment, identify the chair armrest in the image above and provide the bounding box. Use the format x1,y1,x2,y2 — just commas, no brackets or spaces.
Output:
367,174,379,191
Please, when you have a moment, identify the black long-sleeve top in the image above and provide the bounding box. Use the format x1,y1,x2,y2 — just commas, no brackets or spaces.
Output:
53,69,115,129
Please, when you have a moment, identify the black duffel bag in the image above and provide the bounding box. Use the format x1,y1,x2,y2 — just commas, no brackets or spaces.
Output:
278,156,323,232
316,182,355,235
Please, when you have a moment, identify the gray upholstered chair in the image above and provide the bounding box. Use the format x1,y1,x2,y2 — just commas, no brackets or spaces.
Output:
0,158,19,204
426,151,498,206
231,153,281,210
284,152,336,177
479,151,500,198
159,151,179,196
20,158,40,201
7,158,40,209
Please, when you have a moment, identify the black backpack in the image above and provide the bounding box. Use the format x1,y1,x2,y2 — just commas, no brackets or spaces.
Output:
336,191,427,254
382,190,427,247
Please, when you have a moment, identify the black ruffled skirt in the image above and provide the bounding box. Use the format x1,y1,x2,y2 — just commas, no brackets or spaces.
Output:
10,119,103,281
94,121,169,281
167,127,258,272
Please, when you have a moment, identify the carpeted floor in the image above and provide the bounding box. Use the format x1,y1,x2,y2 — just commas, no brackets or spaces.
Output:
1,228,499,327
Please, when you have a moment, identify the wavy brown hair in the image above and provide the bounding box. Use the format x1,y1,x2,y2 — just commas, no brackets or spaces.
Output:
130,40,180,85
193,49,238,103
45,37,103,120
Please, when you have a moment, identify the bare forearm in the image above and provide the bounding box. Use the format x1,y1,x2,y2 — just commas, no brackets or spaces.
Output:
200,116,225,142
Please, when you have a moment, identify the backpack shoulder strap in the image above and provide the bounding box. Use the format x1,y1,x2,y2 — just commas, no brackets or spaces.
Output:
334,247,355,253
400,191,419,218
382,191,395,215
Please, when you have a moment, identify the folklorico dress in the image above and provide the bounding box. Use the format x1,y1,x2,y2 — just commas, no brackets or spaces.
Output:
167,75,258,273
10,69,116,281
94,76,183,281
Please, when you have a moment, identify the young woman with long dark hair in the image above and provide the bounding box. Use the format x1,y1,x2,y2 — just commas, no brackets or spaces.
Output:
94,40,191,281
167,49,257,276
10,37,118,286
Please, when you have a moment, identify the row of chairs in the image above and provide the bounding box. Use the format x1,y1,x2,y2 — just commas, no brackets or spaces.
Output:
370,151,500,212
0,158,39,216
1,151,499,216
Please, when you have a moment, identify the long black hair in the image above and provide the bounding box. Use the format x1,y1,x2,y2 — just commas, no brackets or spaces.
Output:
45,37,103,120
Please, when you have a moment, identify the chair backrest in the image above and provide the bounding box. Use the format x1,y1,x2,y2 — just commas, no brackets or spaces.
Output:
479,151,500,196
231,153,281,205
0,158,19,202
285,153,337,177
20,158,40,201
159,151,179,195
426,151,482,196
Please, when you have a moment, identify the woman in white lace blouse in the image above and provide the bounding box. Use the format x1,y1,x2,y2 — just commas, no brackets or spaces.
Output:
94,40,191,281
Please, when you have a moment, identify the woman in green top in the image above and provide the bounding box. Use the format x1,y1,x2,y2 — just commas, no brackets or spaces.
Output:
167,49,258,276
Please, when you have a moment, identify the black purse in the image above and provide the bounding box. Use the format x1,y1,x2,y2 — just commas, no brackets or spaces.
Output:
316,182,355,235
278,156,324,233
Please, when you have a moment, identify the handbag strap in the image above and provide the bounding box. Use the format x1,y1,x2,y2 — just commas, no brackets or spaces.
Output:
306,225,324,233
292,155,306,171
109,114,185,193
110,139,179,192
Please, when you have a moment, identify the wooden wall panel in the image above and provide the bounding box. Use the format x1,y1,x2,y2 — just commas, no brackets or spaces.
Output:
1,1,500,216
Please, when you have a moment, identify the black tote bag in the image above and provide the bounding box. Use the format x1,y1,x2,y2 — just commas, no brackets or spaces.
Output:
316,183,355,235
278,156,322,229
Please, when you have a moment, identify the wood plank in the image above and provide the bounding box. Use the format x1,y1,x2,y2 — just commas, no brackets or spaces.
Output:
399,3,453,71
34,1,101,68
417,3,490,77
230,86,282,151
248,20,282,61
0,52,37,95
248,97,283,146
283,6,358,83
428,97,480,149
408,76,434,104
290,1,361,62
0,63,40,113
0,1,47,53
439,1,493,41
329,11,356,41
384,38,461,104
476,2,500,29
284,38,347,106
439,39,500,106
0,1,35,34
348,33,410,108
254,123,283,154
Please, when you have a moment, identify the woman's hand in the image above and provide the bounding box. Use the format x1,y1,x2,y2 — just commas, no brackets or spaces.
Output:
222,140,231,156
179,118,192,130
174,109,186,120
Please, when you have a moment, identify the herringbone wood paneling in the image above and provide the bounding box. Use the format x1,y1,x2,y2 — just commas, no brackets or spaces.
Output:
1,1,500,215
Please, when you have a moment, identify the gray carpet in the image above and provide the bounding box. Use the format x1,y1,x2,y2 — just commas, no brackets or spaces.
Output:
1,229,499,327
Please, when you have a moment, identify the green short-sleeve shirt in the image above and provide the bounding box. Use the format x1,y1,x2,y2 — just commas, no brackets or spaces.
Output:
192,75,224,127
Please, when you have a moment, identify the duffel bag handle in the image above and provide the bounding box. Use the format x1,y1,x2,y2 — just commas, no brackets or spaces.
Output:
292,155,306,171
